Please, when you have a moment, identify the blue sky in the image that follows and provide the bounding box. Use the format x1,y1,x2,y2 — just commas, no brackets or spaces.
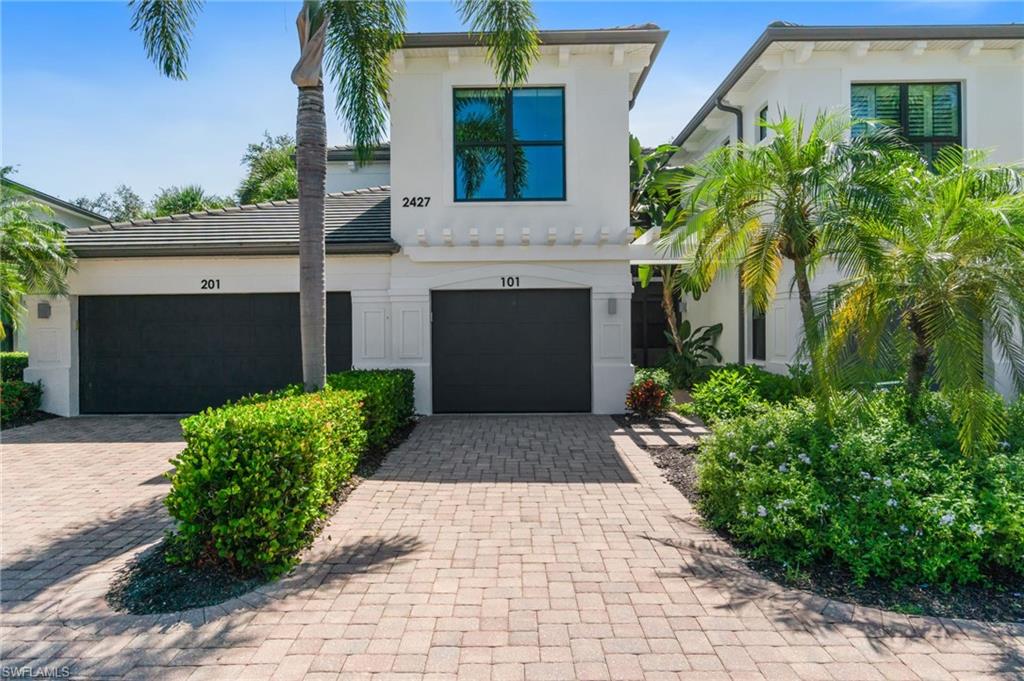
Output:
3,1,1022,203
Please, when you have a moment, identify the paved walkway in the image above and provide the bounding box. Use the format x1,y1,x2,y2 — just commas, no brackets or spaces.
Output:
1,415,1021,680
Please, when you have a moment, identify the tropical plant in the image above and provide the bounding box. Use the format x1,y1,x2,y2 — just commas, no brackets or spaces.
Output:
237,132,298,204
131,0,539,391
72,184,147,222
151,184,230,217
628,135,694,353
818,148,1024,455
0,168,76,342
664,112,903,386
661,320,722,389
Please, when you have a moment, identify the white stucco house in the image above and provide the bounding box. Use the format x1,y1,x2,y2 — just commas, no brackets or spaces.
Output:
670,22,1024,398
25,25,668,416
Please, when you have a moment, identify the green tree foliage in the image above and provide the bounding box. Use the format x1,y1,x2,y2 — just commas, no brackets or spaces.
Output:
236,133,298,205
72,184,147,222
664,112,903,388
151,184,231,217
0,168,76,341
818,148,1024,455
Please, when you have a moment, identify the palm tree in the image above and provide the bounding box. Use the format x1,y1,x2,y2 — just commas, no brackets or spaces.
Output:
819,148,1024,455
129,0,539,390
152,184,230,216
237,133,298,204
0,167,76,342
663,112,902,384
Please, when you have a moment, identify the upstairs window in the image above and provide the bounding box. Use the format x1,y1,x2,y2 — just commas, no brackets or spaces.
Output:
851,82,962,162
453,87,565,201
757,105,769,142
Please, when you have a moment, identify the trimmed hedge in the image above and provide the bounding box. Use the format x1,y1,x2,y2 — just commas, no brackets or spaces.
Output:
235,369,415,450
166,389,368,577
691,364,811,424
1,352,29,382
1,380,42,425
326,370,415,449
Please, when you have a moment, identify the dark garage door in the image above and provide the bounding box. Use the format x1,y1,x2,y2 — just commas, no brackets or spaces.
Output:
431,289,591,413
79,293,352,413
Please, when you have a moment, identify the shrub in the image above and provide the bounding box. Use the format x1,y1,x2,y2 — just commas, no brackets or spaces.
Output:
1,380,42,424
690,368,760,424
697,389,1024,587
1,352,29,381
627,380,670,418
327,369,415,450
165,389,368,577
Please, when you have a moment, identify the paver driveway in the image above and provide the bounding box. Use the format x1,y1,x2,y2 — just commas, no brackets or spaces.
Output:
1,415,1022,680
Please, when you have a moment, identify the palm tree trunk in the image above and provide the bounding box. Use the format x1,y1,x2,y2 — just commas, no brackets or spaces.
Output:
296,84,327,391
905,311,931,407
660,266,683,354
792,256,821,379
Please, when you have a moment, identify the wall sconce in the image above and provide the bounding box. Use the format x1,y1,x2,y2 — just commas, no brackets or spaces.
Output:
607,298,617,316
37,301,51,319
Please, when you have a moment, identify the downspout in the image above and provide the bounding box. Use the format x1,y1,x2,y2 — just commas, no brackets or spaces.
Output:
715,96,746,365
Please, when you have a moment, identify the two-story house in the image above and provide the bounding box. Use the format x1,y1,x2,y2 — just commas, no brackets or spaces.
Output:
670,22,1024,398
23,25,667,416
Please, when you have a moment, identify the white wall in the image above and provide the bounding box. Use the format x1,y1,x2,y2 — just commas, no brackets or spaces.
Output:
389,49,638,249
326,161,391,193
679,46,1024,390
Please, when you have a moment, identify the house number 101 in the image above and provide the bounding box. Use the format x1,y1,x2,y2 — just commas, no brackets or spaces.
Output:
501,276,520,288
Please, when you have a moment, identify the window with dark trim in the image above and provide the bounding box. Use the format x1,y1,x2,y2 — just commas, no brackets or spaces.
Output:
453,87,565,201
851,82,962,162
757,105,769,142
751,307,766,362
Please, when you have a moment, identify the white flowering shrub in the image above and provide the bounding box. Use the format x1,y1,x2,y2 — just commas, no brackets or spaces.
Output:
697,388,1024,587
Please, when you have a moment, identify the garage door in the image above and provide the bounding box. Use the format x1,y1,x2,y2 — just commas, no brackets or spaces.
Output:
79,293,352,413
431,289,591,413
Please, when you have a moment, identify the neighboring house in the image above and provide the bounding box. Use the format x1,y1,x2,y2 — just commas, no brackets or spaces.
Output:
24,25,667,416
1,178,108,351
670,22,1024,398
326,144,391,192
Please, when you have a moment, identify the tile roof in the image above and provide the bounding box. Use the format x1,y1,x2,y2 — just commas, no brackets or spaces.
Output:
66,187,396,258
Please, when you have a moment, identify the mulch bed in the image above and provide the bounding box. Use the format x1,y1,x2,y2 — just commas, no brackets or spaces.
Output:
107,419,418,615
1,410,59,431
643,435,1024,623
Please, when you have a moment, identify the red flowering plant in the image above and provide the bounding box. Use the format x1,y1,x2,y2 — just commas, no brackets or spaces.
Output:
626,368,673,419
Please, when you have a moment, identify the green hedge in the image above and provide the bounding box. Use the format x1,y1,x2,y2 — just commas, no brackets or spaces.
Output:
697,389,1024,587
328,369,415,449
1,352,29,382
691,364,811,424
166,389,368,577
235,369,415,450
1,380,42,425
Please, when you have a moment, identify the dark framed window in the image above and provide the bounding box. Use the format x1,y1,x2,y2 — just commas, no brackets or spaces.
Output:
757,105,769,142
453,87,565,201
751,307,766,361
851,82,962,162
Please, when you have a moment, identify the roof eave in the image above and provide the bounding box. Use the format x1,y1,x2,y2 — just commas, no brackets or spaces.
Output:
70,240,402,259
672,23,1024,148
2,178,111,223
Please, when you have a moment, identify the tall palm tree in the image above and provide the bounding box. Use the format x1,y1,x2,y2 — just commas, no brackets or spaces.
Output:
129,0,539,390
663,112,901,384
819,148,1024,455
0,168,76,342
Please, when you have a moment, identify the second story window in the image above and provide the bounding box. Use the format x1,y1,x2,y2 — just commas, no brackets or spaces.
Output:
757,105,769,142
453,87,565,202
851,82,962,162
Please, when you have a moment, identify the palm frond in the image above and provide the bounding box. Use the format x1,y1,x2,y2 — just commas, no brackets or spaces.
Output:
129,0,203,80
456,0,539,87
323,0,406,163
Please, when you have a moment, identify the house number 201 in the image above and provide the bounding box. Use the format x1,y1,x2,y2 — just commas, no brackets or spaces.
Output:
501,276,520,288
200,279,220,290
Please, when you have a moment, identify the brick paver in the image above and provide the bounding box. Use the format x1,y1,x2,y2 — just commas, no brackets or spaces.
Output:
1,414,1022,680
